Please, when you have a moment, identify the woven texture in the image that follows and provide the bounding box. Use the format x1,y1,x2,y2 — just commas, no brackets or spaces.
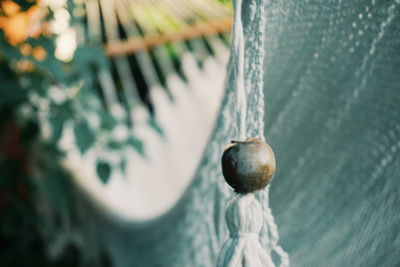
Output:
39,0,400,266
265,1,400,266
98,1,276,266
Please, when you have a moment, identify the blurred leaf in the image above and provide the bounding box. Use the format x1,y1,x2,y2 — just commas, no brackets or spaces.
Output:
12,0,35,11
148,117,163,136
107,140,122,150
73,46,108,74
128,137,145,156
96,160,111,184
49,102,73,142
120,158,126,173
73,121,94,154
99,111,118,130
49,117,64,142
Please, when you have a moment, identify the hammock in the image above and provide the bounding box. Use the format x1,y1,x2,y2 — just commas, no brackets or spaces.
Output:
35,0,287,266
58,0,231,220
35,0,400,266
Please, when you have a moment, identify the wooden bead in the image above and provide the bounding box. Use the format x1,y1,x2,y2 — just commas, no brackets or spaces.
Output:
221,138,276,193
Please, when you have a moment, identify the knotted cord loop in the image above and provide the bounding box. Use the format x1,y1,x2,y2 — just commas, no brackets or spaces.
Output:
229,232,260,239
218,0,289,265
217,194,274,267
232,0,247,140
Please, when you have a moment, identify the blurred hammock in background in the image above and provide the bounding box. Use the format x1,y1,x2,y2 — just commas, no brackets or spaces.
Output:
0,0,233,265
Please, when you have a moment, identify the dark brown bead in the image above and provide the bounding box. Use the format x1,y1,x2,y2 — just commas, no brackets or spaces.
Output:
221,138,276,193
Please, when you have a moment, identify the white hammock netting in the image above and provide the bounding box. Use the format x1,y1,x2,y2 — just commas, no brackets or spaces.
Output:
34,0,400,266
35,0,288,266
95,0,287,265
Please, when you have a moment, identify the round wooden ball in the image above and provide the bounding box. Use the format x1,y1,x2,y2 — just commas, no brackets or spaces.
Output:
221,138,276,193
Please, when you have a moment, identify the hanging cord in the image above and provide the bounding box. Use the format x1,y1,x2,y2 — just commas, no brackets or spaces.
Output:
232,0,247,140
217,194,274,267
261,189,290,267
218,0,290,266
218,138,277,267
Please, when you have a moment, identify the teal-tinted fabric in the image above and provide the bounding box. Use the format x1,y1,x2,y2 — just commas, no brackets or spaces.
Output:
265,1,400,266
51,1,400,267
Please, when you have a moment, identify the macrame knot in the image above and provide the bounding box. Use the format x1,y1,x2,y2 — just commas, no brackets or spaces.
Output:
229,233,260,239
226,194,263,236
217,193,274,267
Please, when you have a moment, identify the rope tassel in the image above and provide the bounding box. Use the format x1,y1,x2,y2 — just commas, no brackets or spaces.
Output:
217,193,274,267
217,138,283,267
219,0,288,264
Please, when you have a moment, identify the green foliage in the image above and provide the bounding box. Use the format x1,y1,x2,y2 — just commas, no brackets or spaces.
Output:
0,0,116,265
128,136,145,156
96,160,111,184
99,110,119,131
0,61,26,107
0,0,156,265
73,46,108,74
148,116,164,136
49,102,73,141
74,121,95,154
12,0,35,11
